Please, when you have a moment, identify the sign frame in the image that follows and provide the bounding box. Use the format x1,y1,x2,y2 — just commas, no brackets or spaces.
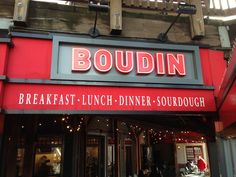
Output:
51,35,203,86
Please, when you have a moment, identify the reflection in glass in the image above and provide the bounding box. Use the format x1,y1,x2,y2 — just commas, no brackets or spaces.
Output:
107,145,115,177
16,148,25,177
34,139,62,177
86,136,105,177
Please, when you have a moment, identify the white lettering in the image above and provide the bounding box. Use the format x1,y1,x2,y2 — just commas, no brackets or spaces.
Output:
119,95,151,106
199,97,205,107
26,93,31,104
156,96,206,108
18,93,24,104
82,95,113,106
33,94,38,104
39,94,45,104
17,93,76,105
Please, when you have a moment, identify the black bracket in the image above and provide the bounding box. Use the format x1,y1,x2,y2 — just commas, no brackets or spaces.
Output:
157,3,196,42
88,3,109,38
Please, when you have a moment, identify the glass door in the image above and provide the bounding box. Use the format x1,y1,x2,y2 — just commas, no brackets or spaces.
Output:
86,135,105,177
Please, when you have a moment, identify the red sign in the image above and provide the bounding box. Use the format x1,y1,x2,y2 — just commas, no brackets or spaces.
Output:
3,84,216,112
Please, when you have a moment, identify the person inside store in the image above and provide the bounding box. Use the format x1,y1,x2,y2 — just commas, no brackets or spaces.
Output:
138,169,145,177
185,160,198,174
197,156,207,176
149,165,163,177
37,155,52,177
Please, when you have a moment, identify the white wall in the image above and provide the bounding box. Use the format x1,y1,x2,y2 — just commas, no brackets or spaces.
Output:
176,143,209,165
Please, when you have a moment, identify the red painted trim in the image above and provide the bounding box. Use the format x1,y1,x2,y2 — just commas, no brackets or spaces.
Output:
0,44,9,75
199,49,213,86
199,49,226,96
218,47,236,128
219,80,236,128
208,50,226,96
7,38,52,79
0,44,9,109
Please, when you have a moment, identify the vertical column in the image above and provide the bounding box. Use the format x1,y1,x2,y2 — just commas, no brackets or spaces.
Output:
76,117,88,177
22,117,37,177
110,0,122,35
207,141,220,177
0,32,12,176
114,119,119,177
1,116,19,177
0,114,5,177
189,0,205,40
0,40,11,175
0,39,11,104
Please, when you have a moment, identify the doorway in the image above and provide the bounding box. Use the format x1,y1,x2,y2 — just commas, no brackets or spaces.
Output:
86,135,105,177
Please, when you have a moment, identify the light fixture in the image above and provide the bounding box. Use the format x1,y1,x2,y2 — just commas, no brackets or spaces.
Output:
157,3,197,42
88,1,109,38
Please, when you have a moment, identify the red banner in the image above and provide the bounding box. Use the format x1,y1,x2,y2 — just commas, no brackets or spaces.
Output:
3,84,216,112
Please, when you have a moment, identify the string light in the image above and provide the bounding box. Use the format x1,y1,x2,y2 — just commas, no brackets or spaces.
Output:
60,115,85,133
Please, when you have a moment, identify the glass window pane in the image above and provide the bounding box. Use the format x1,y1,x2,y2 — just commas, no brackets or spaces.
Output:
214,0,221,9
228,0,236,8
34,147,62,177
221,0,229,9
210,0,214,8
16,148,25,177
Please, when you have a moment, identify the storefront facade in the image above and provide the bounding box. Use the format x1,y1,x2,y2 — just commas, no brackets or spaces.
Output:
0,32,227,177
216,42,236,177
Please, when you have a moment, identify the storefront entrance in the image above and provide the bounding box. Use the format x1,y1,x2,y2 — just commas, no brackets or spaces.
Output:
86,135,105,177
0,114,212,177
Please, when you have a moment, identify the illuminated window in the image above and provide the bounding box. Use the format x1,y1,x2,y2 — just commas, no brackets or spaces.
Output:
228,0,236,8
210,0,236,9
34,136,63,177
32,0,71,5
221,0,229,9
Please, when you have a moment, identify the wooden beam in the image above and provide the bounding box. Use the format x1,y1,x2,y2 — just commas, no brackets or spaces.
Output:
189,0,205,40
13,0,30,26
110,0,122,35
